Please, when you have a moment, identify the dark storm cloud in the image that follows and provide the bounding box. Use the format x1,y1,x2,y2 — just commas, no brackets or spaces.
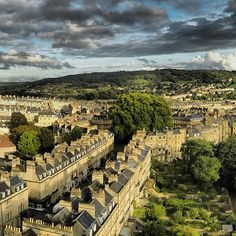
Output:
0,0,235,63
155,0,201,12
0,50,73,70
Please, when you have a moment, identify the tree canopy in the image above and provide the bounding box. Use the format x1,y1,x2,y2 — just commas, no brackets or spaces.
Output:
18,130,41,156
112,92,172,142
11,124,40,145
10,112,28,130
40,128,55,153
192,156,221,184
215,136,236,191
181,139,214,168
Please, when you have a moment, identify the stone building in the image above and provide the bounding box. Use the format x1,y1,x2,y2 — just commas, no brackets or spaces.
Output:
141,128,186,161
0,172,28,235
11,130,114,211
18,131,151,236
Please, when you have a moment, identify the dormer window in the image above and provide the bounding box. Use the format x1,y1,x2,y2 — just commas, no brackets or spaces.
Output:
1,192,5,198
20,184,24,190
93,224,96,232
43,172,47,178
52,168,55,174
16,186,20,192
39,175,42,180
6,189,10,195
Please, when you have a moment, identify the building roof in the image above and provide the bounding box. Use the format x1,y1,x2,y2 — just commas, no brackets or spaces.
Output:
0,134,15,148
77,210,96,230
110,181,123,193
39,110,56,116
122,169,134,179
0,181,9,192
10,176,23,187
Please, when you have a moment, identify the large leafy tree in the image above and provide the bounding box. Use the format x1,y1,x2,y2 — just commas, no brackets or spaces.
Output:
11,124,40,145
10,112,28,130
112,92,172,142
215,136,236,191
192,156,221,184
18,131,41,156
181,139,214,169
40,128,55,153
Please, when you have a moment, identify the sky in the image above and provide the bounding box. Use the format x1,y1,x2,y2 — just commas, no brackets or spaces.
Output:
0,0,236,81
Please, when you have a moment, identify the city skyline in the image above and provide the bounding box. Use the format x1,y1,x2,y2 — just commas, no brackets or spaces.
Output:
0,0,236,81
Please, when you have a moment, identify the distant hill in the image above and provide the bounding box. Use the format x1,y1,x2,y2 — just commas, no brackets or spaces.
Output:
1,69,236,99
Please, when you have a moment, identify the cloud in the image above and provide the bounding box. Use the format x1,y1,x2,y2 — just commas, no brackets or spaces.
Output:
0,50,73,70
179,51,236,71
155,0,202,12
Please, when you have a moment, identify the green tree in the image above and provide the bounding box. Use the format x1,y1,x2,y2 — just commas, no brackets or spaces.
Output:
192,156,221,184
173,225,200,236
112,92,172,142
18,131,41,155
173,210,184,224
142,221,167,236
146,203,166,221
70,126,83,141
10,112,28,130
181,139,214,170
215,136,236,191
10,124,40,145
40,128,55,153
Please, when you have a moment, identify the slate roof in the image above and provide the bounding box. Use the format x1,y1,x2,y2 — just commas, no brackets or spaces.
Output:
91,199,104,218
122,168,134,179
0,181,9,192
118,174,128,186
36,165,47,177
10,176,23,187
110,182,123,193
77,210,96,230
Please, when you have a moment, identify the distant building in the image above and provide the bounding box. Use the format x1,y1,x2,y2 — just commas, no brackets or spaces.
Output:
35,110,58,127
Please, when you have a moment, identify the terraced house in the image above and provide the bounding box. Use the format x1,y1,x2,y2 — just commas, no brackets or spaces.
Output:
6,131,151,236
10,130,114,211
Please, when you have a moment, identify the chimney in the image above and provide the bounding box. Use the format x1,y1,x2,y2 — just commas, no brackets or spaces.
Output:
59,200,72,212
92,171,104,184
79,202,95,218
0,171,11,186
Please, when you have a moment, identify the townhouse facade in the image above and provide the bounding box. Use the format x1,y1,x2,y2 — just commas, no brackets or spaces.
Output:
0,172,28,235
7,131,151,236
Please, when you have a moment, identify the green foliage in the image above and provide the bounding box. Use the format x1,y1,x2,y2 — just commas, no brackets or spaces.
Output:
191,156,221,184
40,128,55,153
142,221,167,236
18,130,41,155
173,225,200,236
11,124,40,145
167,199,196,211
181,139,214,169
62,126,84,145
215,136,236,190
112,92,172,142
10,112,28,130
146,203,166,221
133,208,146,220
173,210,184,224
